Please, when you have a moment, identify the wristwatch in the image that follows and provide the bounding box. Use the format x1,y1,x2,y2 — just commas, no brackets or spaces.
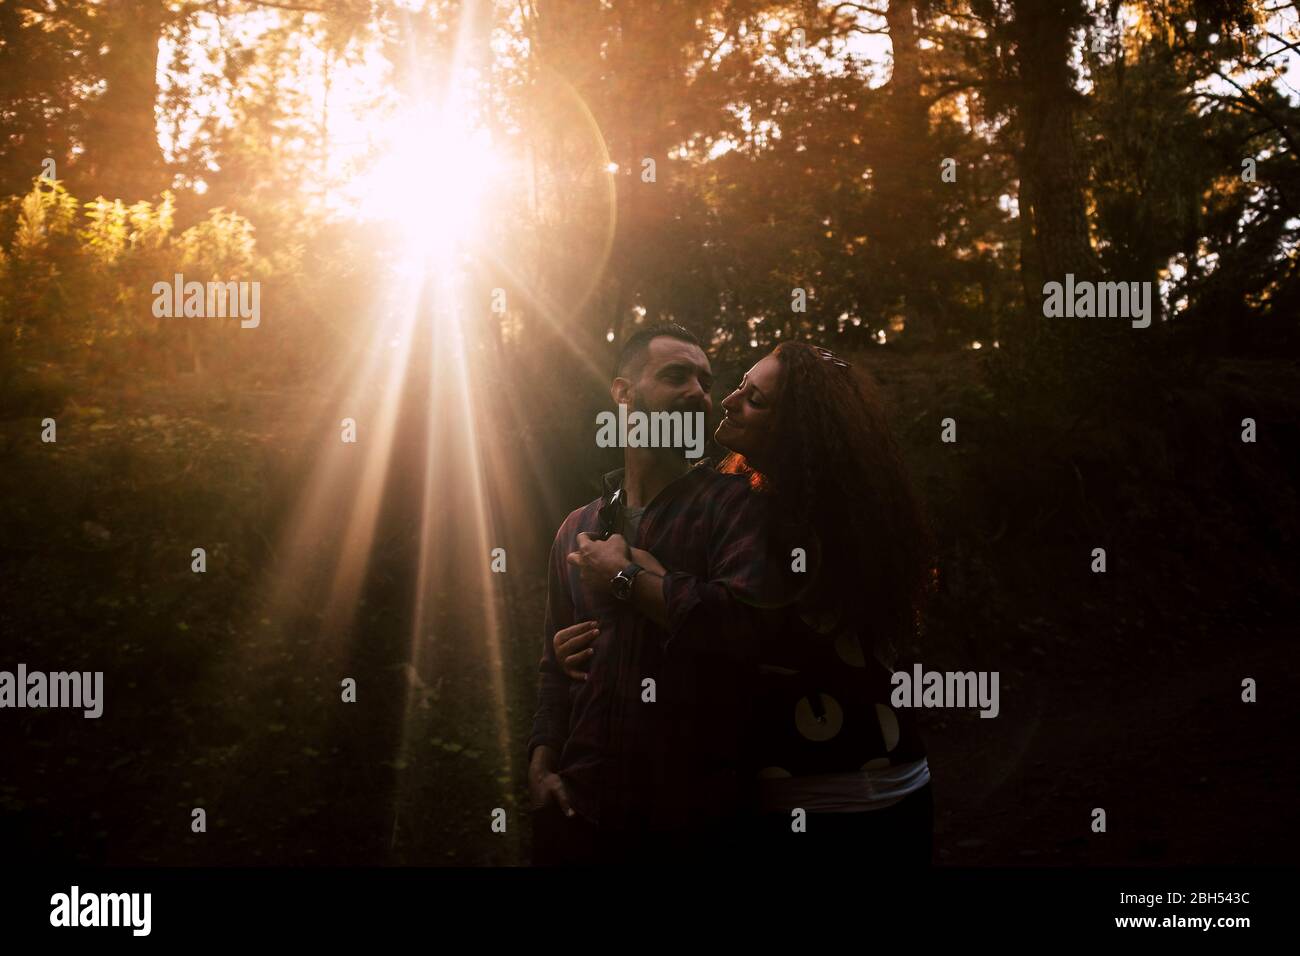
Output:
610,563,644,601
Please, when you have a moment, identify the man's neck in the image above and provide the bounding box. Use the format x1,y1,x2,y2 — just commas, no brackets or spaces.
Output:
620,447,690,509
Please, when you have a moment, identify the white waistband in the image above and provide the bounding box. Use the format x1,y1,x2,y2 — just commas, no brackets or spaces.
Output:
756,757,931,814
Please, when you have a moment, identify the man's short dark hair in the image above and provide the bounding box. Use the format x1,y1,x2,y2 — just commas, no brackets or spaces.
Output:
613,322,703,380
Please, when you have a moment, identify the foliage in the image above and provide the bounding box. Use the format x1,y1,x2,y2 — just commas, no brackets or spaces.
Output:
0,0,1296,403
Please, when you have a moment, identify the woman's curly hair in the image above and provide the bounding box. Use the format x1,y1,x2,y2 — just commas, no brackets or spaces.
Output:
720,342,938,668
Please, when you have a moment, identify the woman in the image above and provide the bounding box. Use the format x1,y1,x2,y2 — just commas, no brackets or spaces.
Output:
557,341,939,865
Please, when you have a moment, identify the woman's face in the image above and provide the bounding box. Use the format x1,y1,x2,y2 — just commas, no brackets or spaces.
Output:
716,352,782,467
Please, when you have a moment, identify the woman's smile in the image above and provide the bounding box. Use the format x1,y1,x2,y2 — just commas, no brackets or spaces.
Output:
716,414,742,443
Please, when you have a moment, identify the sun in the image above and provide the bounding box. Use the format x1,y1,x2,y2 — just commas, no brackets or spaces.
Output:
344,101,501,266
305,39,503,275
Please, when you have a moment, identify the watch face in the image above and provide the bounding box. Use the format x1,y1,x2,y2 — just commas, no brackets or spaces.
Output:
611,574,630,600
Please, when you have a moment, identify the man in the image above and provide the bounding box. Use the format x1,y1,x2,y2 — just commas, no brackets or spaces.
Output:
527,323,773,865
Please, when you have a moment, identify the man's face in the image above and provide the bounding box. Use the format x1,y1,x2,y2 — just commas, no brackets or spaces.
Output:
614,336,714,418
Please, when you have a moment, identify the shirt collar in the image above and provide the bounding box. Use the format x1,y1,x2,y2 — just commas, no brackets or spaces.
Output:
601,457,716,502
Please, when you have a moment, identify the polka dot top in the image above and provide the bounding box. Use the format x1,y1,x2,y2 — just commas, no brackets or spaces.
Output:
742,597,928,788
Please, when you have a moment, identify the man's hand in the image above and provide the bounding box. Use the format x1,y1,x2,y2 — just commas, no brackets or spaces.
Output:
554,620,599,679
566,532,632,596
528,746,575,816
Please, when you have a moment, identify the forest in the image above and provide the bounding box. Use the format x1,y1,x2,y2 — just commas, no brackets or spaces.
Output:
0,0,1296,867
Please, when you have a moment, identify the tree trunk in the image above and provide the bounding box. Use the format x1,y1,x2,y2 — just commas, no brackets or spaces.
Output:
882,0,937,347
1009,0,1100,377
75,0,167,200
1013,0,1097,286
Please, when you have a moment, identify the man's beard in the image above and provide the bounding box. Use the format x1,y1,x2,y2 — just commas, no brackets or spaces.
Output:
627,391,709,460
628,390,708,418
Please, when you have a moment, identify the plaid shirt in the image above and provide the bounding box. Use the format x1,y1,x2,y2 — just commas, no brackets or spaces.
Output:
527,459,775,833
